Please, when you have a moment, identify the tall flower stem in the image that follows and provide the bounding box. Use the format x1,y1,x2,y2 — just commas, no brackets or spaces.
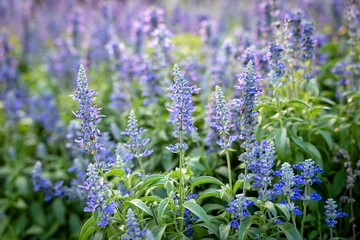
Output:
94,152,124,213
330,227,333,239
300,185,308,237
179,133,185,234
288,195,297,229
225,150,233,197
109,223,121,240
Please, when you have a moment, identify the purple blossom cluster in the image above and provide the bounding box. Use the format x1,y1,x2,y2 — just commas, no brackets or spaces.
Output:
167,64,198,152
72,65,103,154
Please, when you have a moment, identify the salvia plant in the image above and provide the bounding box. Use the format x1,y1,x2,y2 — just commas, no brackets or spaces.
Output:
1,1,359,240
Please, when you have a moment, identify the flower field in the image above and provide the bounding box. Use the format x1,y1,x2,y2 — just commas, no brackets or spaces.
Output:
1,0,360,239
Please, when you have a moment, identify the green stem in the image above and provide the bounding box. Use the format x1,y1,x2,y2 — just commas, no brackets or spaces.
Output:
137,157,144,171
330,227,333,239
150,204,159,226
287,195,297,229
109,223,121,240
94,152,124,213
225,150,233,197
301,185,308,237
179,133,185,234
275,90,283,127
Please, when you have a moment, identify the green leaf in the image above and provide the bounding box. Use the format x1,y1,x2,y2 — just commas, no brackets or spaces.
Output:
139,196,163,202
282,99,313,109
183,200,211,226
233,179,244,194
275,127,287,160
317,130,333,150
277,223,302,240
81,227,96,240
290,133,323,168
238,216,253,240
219,224,230,240
157,198,170,224
140,174,164,192
275,204,290,220
191,176,226,189
79,217,94,240
125,199,152,216
264,201,277,217
105,169,125,178
152,224,167,240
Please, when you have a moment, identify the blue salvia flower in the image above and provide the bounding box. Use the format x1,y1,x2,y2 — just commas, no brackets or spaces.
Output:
28,91,64,134
121,110,153,159
166,64,198,153
116,143,134,171
132,20,144,55
123,209,148,240
234,60,262,150
72,65,103,154
144,7,165,34
150,25,173,66
324,198,347,227
294,159,323,201
226,194,254,229
80,163,118,227
0,33,18,93
31,161,65,201
301,22,315,62
284,11,303,53
248,140,276,200
273,162,302,215
204,98,220,152
267,42,286,87
139,58,162,105
211,86,237,150
97,132,117,167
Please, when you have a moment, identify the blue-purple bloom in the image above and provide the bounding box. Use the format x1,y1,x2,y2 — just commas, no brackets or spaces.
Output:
227,194,254,229
324,198,347,227
234,60,262,150
72,65,103,153
248,140,276,200
211,86,236,150
31,161,65,201
273,162,302,215
123,208,148,240
167,64,198,152
121,110,153,159
80,163,118,227
301,22,315,62
267,42,286,87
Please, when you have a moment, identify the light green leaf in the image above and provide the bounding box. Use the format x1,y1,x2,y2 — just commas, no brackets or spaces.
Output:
105,169,125,178
277,223,302,240
317,130,333,150
125,199,152,216
275,127,287,161
275,204,290,220
191,176,226,189
238,216,253,240
79,217,93,240
282,99,313,109
264,201,277,217
157,198,169,224
233,179,244,194
219,224,230,240
183,200,211,226
152,224,167,239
